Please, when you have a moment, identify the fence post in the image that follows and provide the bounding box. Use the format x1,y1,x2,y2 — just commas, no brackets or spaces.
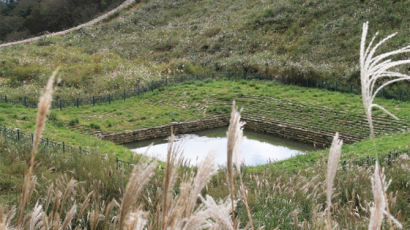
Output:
92,96,95,106
76,98,79,108
165,77,168,86
62,141,65,153
24,97,27,107
4,95,7,103
31,133,34,143
137,86,140,95
17,128,20,141
350,84,353,93
116,157,119,169
108,94,111,104
227,72,231,80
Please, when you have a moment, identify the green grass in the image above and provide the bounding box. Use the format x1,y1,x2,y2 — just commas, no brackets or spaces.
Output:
251,132,410,173
0,0,408,97
0,80,408,228
0,80,408,162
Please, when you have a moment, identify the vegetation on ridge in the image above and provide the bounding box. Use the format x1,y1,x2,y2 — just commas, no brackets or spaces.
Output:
0,0,409,97
0,0,125,42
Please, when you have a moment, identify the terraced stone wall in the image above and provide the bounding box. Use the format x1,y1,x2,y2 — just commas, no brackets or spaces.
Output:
101,116,229,144
101,115,356,147
243,118,352,148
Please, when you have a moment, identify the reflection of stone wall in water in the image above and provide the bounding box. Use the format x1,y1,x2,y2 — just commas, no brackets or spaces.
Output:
101,115,361,148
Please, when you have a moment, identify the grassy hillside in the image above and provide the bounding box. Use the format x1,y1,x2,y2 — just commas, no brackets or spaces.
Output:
0,0,409,97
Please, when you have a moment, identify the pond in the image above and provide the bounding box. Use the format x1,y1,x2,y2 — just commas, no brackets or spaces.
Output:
126,128,315,166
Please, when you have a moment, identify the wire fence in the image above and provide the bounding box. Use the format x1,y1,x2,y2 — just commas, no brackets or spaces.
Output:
0,72,409,109
1,125,408,170
0,125,133,168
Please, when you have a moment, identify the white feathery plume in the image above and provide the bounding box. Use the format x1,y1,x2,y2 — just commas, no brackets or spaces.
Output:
360,21,410,138
325,133,343,229
125,209,148,230
29,203,43,230
61,204,77,230
368,163,385,230
17,68,59,226
119,162,157,230
199,195,235,230
226,101,246,229
326,133,343,213
227,101,245,174
368,163,402,230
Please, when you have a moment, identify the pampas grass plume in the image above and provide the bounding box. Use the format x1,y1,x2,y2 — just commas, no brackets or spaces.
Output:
326,133,343,212
368,163,385,230
360,21,410,138
17,67,59,226
119,161,157,229
325,133,343,229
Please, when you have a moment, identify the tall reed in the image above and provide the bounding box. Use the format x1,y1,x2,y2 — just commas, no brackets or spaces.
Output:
325,133,343,229
226,101,245,229
360,21,410,139
360,22,408,229
17,68,59,226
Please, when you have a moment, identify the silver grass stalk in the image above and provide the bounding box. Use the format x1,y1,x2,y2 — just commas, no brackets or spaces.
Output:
162,133,182,230
184,195,235,230
17,68,59,226
369,163,385,230
227,101,245,174
61,204,77,230
226,101,245,228
360,21,410,139
185,151,216,216
125,209,148,230
119,161,157,229
325,133,343,229
78,191,94,218
104,199,119,230
199,195,235,230
368,163,402,230
29,203,43,230
165,151,216,229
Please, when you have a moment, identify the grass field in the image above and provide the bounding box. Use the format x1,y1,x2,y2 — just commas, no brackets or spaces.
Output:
0,0,408,98
0,79,408,161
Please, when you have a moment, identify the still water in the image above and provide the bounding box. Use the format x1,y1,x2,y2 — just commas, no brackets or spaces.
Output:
126,128,315,166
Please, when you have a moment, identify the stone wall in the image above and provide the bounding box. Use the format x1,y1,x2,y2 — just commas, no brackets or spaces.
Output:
242,118,359,148
101,115,359,147
102,115,229,144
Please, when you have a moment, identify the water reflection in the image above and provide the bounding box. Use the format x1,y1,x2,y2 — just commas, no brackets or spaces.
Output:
126,128,315,166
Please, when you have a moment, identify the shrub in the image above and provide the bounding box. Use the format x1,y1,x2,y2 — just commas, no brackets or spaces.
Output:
68,118,79,126
89,122,101,130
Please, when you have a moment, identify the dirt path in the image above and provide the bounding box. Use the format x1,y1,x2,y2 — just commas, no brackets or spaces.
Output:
0,0,136,49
